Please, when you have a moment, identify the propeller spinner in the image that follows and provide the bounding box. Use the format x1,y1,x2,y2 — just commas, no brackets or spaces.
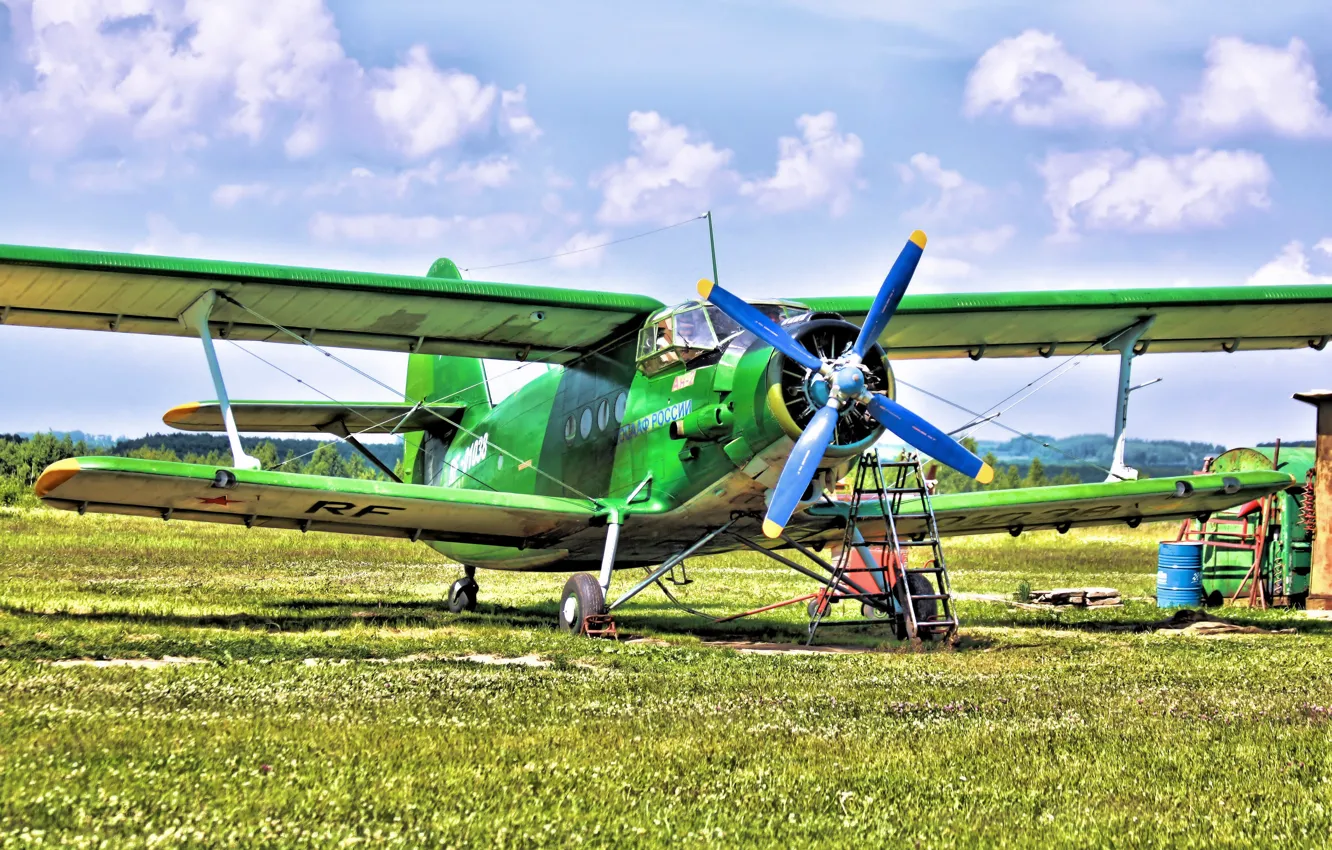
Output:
698,230,994,538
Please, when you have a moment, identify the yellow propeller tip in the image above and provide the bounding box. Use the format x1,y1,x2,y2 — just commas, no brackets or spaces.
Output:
762,518,784,539
697,278,715,298
976,462,995,485
909,230,927,248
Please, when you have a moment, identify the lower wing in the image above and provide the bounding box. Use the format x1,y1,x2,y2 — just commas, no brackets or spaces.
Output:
800,471,1295,538
36,457,599,548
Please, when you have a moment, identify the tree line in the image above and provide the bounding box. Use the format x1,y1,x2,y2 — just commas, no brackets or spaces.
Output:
0,432,404,507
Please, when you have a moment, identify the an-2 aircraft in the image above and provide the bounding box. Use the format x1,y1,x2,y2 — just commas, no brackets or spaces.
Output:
3,232,1328,635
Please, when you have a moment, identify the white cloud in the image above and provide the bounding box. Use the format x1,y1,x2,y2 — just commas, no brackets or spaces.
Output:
1181,37,1332,138
931,225,1016,256
964,30,1163,128
1038,148,1271,239
1247,241,1332,287
896,153,985,220
369,45,498,159
1316,238,1332,257
211,182,273,208
1,0,354,156
552,232,613,269
593,111,738,226
308,211,531,247
499,85,541,139
306,156,518,201
132,213,202,256
739,112,864,215
0,3,534,167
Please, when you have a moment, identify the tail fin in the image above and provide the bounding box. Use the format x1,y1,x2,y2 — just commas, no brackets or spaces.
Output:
402,258,493,484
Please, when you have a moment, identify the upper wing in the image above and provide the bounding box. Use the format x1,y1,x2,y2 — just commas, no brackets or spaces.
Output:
164,400,462,437
800,470,1294,538
0,244,661,363
801,286,1332,359
35,456,599,547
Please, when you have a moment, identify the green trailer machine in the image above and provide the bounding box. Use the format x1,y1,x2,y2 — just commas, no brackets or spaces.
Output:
1177,446,1314,607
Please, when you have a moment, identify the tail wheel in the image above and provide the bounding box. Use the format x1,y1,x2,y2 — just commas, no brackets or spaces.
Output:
559,573,606,635
447,577,478,613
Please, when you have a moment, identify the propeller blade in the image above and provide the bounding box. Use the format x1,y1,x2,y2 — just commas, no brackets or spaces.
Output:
852,230,927,358
864,393,994,484
698,279,823,373
763,403,840,538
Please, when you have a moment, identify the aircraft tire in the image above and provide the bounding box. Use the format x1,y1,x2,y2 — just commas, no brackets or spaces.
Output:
447,577,479,613
559,573,606,635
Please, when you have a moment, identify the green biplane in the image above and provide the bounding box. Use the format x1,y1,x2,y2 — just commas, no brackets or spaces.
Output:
2,233,1328,635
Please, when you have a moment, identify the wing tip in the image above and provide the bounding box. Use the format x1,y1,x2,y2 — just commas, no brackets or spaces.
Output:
35,458,81,498
975,462,994,485
163,401,201,428
909,230,928,248
697,278,715,298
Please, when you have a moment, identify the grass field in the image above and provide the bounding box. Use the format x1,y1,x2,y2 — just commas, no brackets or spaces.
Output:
2,507,1331,848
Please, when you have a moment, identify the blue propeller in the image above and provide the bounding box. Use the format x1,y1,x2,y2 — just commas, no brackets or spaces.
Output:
698,230,993,538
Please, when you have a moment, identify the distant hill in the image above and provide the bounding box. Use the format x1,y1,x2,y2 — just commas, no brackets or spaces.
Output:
17,430,124,449
974,433,1225,477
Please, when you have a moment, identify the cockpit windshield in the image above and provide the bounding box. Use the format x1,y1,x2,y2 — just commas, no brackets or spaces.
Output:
635,299,811,376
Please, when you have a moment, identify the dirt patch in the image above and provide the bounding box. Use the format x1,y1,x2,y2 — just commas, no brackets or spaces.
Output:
300,653,553,668
1156,609,1296,637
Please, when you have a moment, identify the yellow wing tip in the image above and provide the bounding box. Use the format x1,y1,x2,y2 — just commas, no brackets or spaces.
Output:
976,462,994,485
35,458,81,499
697,278,715,298
762,518,784,539
909,230,928,248
162,401,201,426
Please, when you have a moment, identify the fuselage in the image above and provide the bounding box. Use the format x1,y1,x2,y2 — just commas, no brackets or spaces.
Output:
400,303,889,569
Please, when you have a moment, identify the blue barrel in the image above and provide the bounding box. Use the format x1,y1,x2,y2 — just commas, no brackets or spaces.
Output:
1157,542,1204,608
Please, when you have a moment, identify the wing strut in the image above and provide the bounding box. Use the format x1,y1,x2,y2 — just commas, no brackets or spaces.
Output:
179,291,261,470
1102,316,1156,482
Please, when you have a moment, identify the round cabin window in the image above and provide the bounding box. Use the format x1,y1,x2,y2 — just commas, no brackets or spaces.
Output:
564,415,576,443
614,392,628,423
597,398,610,431
580,408,593,439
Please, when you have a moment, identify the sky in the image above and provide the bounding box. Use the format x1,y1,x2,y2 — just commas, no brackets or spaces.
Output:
2,0,1332,448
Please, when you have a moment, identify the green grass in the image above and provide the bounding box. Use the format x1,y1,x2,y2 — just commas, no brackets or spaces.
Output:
2,508,1331,847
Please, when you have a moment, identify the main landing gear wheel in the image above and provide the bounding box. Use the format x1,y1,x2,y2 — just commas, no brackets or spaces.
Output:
447,576,479,613
559,573,605,635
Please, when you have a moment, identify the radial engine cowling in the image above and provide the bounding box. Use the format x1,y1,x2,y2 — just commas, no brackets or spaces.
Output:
766,317,894,459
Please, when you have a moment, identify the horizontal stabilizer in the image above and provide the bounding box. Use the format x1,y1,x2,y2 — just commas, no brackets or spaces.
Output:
803,470,1295,538
164,401,463,436
35,457,597,548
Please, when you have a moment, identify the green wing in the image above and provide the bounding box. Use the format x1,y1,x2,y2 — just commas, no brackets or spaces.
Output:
35,456,598,547
801,470,1294,538
163,400,462,437
803,286,1332,359
0,244,661,363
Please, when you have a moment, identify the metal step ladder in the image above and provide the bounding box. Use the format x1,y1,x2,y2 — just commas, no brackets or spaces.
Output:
811,450,959,644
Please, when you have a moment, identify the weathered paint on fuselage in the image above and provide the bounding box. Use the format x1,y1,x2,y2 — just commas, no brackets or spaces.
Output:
400,329,811,570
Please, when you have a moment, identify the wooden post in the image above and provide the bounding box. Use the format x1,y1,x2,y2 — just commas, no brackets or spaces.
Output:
1294,391,1332,610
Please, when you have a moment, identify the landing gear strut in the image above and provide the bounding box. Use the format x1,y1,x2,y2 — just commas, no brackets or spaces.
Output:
448,566,478,613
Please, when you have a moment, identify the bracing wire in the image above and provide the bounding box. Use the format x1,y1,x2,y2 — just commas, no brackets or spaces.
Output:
223,340,500,491
218,294,603,505
894,376,1120,479
462,214,706,273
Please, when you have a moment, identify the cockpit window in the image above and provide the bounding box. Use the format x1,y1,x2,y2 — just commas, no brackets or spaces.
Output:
636,299,811,376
